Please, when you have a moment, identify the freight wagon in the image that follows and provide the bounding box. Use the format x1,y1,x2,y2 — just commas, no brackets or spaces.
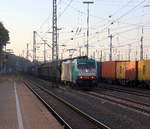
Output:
101,61,117,84
38,60,61,82
138,60,150,87
116,61,138,86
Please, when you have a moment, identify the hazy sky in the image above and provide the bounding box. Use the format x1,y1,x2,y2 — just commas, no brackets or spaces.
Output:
0,0,150,61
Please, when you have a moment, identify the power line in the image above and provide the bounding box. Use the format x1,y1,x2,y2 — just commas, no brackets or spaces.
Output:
36,16,50,32
58,0,74,19
115,0,146,21
110,0,133,17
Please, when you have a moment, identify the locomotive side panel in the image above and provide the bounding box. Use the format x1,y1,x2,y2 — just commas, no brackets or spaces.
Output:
61,62,72,82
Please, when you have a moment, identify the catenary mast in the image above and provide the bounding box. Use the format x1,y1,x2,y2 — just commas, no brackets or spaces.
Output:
52,0,58,60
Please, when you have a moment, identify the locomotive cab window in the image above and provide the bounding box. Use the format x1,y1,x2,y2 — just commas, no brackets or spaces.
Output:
77,62,95,69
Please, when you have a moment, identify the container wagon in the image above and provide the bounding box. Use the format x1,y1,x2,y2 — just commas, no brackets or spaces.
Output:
138,60,150,87
101,61,117,84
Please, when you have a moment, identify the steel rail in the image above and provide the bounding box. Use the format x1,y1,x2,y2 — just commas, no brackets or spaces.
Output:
100,87,150,98
93,91,150,107
24,80,73,129
84,91,150,114
25,79,110,129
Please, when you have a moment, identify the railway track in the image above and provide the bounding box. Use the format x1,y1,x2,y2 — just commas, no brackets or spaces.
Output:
99,86,150,98
24,78,110,129
78,91,150,115
27,77,150,114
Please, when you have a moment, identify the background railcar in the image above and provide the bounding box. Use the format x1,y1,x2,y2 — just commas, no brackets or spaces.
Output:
101,61,117,84
38,60,61,82
100,61,138,86
125,61,138,86
138,60,150,87
116,61,126,84
38,63,50,80
116,61,138,86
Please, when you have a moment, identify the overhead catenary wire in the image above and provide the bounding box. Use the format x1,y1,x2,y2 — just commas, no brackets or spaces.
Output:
58,0,74,19
110,0,134,17
115,0,146,22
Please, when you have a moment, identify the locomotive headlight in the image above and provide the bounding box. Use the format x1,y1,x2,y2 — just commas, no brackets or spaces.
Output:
78,76,83,79
90,76,96,79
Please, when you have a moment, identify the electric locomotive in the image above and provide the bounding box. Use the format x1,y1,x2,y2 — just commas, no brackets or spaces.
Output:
61,58,98,87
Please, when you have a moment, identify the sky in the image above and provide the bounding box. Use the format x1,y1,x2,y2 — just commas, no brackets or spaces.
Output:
0,0,150,61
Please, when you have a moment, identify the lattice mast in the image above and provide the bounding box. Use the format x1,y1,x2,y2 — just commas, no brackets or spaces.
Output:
52,0,58,60
33,31,36,62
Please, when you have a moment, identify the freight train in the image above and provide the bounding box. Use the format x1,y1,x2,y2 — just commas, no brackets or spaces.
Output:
29,57,150,88
34,56,98,88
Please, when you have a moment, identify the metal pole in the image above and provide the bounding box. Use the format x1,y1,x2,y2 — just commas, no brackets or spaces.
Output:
79,47,81,56
87,3,89,58
100,50,102,62
140,27,143,60
33,31,36,62
26,43,29,60
44,41,46,62
83,1,94,58
110,35,112,61
128,44,131,61
108,28,112,61
52,0,58,61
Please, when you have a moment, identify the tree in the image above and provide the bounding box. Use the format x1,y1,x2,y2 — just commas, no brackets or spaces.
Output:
0,22,9,48
0,22,9,72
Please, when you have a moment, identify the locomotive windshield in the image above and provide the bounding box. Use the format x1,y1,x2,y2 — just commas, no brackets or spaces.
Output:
77,62,95,69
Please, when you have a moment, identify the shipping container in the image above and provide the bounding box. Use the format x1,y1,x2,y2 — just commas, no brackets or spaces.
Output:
116,62,126,79
102,61,116,79
138,60,150,81
125,61,138,80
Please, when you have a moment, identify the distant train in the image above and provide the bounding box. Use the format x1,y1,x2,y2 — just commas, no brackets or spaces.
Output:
28,57,150,88
2,52,33,74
